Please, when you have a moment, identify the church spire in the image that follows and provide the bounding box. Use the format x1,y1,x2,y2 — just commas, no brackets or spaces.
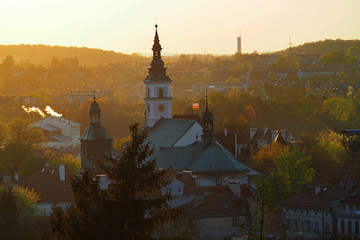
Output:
202,90,214,133
150,24,165,69
201,90,215,146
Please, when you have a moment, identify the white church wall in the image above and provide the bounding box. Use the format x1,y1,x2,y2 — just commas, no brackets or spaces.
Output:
173,122,203,147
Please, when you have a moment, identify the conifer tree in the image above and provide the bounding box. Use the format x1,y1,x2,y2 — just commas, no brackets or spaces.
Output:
49,123,179,240
0,188,18,240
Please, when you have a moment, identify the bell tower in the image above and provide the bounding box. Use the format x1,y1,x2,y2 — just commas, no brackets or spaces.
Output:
80,96,112,173
143,25,172,128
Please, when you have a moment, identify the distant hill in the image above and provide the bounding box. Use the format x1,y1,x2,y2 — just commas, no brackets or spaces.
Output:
0,44,148,65
274,39,360,56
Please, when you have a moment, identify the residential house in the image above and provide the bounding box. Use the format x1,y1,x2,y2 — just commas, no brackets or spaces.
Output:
31,117,81,148
161,170,254,240
277,186,360,239
216,128,290,158
17,164,73,216
297,68,339,79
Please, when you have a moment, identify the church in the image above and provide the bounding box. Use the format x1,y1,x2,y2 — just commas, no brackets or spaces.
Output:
141,25,258,186
80,25,258,186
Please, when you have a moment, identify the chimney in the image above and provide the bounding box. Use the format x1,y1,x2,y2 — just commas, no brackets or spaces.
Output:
228,180,241,197
59,164,65,182
250,128,257,140
224,129,228,136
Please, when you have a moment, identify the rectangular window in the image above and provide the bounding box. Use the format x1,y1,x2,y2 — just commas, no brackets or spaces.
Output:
301,221,305,231
286,219,291,229
325,222,330,233
306,221,311,232
314,222,319,232
349,220,352,235
356,221,359,235
295,220,299,230
159,88,164,98
232,217,240,228
341,220,345,234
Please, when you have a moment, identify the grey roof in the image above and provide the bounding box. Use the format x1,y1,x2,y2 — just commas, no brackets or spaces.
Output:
156,141,258,174
79,125,112,141
147,118,196,147
39,124,61,132
50,135,72,142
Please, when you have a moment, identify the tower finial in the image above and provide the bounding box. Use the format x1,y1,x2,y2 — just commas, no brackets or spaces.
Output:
205,89,208,110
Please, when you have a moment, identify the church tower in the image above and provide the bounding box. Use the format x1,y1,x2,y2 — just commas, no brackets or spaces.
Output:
80,97,112,173
143,25,172,128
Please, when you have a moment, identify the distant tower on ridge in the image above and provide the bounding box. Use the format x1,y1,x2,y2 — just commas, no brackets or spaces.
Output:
237,32,242,53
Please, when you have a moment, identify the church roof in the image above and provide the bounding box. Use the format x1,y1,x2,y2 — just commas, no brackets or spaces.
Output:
147,118,197,147
80,124,112,141
155,141,258,174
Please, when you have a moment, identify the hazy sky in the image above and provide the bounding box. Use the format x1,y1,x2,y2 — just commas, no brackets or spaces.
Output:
0,0,359,55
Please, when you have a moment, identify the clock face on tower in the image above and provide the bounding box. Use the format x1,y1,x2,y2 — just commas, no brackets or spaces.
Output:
158,104,165,112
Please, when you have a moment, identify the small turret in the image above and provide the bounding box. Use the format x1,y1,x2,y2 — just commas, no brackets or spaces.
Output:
201,91,215,146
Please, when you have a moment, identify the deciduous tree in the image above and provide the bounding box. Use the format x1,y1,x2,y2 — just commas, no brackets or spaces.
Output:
272,149,315,197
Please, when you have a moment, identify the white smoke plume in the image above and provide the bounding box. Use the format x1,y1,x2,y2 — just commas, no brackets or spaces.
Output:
22,105,62,118
22,105,46,118
45,106,62,117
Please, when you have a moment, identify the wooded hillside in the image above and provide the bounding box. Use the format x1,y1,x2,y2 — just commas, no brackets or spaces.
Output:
276,39,360,55
0,44,148,65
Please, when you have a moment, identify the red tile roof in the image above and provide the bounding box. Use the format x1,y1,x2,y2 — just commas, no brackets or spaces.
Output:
17,166,73,203
277,187,355,211
340,195,360,205
180,193,247,218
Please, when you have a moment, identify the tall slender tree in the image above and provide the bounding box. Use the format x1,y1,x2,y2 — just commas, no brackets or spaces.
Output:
49,123,179,240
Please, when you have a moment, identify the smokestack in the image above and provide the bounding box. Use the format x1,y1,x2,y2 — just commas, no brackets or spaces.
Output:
59,164,65,182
